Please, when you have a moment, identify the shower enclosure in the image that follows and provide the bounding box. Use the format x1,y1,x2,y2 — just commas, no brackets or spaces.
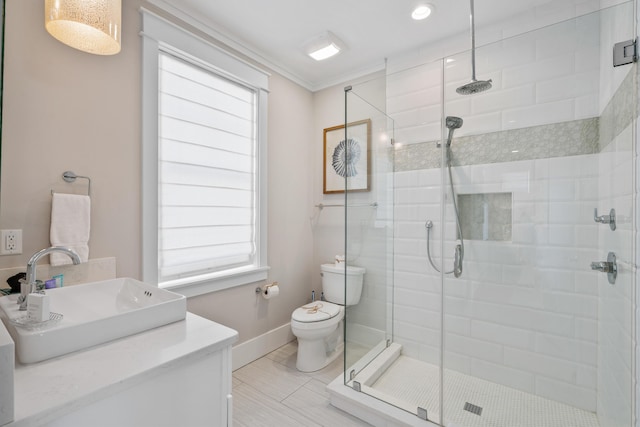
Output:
332,2,638,426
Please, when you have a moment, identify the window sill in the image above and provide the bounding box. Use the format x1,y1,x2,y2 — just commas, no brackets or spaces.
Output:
160,266,270,298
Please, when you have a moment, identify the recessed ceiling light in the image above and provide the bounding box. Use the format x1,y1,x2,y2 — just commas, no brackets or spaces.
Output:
412,4,434,20
304,31,345,61
309,43,340,61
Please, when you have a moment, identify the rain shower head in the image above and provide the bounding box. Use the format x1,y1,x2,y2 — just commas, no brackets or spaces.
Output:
457,0,492,96
456,78,492,95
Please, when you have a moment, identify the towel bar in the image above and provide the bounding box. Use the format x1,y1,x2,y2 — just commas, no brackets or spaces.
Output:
315,202,377,210
52,171,91,196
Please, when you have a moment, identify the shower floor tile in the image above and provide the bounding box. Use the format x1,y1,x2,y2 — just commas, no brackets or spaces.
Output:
371,355,600,427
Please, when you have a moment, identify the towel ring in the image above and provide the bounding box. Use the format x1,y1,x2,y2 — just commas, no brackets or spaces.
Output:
58,171,91,196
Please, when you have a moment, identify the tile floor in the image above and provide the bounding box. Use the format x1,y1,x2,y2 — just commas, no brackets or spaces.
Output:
235,341,602,427
371,355,600,427
232,341,373,427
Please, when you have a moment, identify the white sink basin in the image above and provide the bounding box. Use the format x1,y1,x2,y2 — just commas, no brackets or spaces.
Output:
0,278,186,364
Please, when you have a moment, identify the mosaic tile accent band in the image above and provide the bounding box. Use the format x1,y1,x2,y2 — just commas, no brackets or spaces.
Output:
393,64,636,173
393,118,599,172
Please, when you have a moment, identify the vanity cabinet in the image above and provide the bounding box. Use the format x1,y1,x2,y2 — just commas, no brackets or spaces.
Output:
4,313,237,427
0,324,14,426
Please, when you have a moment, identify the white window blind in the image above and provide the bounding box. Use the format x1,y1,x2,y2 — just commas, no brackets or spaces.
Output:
158,52,257,282
142,9,268,295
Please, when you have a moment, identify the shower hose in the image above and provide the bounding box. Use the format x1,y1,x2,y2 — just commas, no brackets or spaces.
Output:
425,146,464,278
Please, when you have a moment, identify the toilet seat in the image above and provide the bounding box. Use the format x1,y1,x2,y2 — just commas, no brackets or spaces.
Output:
292,302,341,323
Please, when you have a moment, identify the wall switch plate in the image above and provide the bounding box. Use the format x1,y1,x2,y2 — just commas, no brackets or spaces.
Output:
0,230,22,255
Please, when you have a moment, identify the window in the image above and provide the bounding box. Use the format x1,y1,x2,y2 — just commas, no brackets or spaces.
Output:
142,9,269,296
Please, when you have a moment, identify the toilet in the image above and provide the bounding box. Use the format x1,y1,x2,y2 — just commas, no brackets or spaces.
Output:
291,263,365,372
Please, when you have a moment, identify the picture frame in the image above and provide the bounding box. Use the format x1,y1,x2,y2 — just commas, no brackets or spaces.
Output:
323,119,371,194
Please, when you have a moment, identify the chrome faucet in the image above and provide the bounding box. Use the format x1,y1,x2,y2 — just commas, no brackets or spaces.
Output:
18,246,81,310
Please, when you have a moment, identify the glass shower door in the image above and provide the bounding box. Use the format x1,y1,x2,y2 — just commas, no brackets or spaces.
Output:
345,59,447,425
343,83,396,385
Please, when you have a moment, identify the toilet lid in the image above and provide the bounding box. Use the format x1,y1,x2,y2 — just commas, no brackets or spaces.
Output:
292,302,341,323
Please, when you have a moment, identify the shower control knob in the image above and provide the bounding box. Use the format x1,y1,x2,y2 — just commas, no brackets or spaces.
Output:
590,252,617,285
593,208,616,230
590,262,611,272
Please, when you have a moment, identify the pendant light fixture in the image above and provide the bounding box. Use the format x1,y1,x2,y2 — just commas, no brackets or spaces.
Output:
45,0,122,55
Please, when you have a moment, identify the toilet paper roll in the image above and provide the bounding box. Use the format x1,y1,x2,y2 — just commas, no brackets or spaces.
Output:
263,284,280,299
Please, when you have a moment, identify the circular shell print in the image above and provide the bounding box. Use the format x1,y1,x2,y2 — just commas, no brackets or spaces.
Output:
332,138,361,178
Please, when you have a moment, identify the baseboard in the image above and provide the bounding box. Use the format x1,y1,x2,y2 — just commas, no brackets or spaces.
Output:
232,322,295,370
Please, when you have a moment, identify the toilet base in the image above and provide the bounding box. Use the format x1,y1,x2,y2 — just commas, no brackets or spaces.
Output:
295,320,344,372
296,339,344,373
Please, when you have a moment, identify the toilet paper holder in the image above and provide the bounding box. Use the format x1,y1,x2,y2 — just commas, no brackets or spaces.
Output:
255,282,278,294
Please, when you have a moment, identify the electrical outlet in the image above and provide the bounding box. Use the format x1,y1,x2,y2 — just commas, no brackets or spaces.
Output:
0,229,22,255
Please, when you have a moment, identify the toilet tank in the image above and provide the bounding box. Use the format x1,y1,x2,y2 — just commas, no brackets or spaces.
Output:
320,264,365,305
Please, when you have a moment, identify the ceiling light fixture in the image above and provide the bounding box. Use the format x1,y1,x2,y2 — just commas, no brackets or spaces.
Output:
45,0,122,55
412,4,434,21
304,31,344,61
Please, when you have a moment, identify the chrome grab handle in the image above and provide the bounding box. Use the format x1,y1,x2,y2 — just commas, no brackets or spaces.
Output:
594,208,616,230
590,252,617,284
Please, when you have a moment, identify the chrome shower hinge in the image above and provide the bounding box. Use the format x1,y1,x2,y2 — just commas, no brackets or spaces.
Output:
417,407,428,420
613,38,637,67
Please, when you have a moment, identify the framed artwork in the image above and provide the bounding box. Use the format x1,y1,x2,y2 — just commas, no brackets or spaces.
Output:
323,119,371,194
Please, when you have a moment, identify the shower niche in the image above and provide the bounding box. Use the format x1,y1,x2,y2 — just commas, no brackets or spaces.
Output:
457,192,512,241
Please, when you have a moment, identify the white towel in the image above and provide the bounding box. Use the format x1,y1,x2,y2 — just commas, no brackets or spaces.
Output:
50,193,90,266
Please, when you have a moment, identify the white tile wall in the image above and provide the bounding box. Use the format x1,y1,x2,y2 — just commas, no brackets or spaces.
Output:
636,6,640,427
598,1,636,113
597,124,635,427
387,6,603,145
387,61,442,145
393,156,602,411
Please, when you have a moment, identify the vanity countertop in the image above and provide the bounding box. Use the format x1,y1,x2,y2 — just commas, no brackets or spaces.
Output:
3,312,238,426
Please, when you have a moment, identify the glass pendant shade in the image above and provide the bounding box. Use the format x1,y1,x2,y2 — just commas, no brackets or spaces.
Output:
45,0,121,55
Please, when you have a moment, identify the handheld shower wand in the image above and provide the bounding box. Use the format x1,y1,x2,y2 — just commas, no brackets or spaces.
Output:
438,116,464,148
445,116,463,147
427,116,465,278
